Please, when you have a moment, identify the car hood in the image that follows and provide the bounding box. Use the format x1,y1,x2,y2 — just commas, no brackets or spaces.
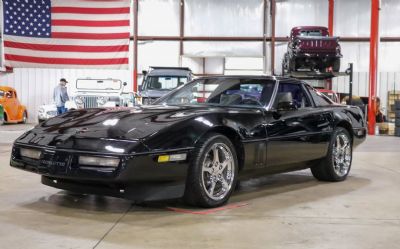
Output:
30,105,223,140
140,89,171,98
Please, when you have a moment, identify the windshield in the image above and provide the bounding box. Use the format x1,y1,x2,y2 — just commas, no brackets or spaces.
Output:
155,78,276,108
299,30,326,37
145,76,188,91
76,79,122,90
0,91,4,98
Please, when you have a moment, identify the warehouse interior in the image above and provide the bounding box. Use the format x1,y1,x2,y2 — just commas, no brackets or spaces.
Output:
1,0,400,249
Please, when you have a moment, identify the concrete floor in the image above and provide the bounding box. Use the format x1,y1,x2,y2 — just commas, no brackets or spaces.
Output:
1,124,400,249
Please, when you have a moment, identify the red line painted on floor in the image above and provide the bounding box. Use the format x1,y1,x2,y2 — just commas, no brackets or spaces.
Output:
166,202,249,215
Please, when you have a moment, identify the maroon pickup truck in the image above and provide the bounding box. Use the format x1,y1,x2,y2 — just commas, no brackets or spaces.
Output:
282,26,342,74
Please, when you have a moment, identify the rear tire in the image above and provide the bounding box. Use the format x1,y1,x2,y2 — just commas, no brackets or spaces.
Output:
311,127,352,182
21,111,27,124
184,133,238,208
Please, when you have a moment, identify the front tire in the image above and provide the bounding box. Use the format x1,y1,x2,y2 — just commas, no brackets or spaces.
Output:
184,133,238,208
311,127,352,182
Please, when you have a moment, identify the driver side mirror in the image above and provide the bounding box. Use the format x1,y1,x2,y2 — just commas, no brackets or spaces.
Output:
123,82,127,86
138,85,143,92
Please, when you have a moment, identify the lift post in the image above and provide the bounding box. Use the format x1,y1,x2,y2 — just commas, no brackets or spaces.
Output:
346,63,353,105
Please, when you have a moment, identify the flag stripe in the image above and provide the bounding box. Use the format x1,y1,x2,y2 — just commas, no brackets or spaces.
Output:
52,7,130,14
52,26,129,34
52,0,131,9
5,54,128,65
4,61,128,69
5,48,129,59
52,32,130,40
4,41,129,53
52,13,129,21
3,35,129,46
52,19,130,27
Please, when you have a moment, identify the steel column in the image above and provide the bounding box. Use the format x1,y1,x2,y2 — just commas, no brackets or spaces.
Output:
179,0,184,64
133,0,139,92
262,0,267,74
328,0,334,35
270,0,276,75
367,0,380,135
327,0,334,89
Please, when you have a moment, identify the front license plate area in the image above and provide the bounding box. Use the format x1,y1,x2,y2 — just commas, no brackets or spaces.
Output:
39,151,71,175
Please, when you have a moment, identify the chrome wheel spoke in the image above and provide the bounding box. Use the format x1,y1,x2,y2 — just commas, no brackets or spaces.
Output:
212,146,220,164
208,181,216,196
220,177,229,191
203,167,213,174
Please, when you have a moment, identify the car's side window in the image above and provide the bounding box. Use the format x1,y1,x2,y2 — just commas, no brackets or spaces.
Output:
305,85,333,107
274,83,311,109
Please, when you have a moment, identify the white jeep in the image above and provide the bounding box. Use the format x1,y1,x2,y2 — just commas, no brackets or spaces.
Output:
38,78,136,123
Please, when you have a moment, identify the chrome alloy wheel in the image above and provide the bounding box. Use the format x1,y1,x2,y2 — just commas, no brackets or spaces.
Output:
332,133,352,177
201,143,235,201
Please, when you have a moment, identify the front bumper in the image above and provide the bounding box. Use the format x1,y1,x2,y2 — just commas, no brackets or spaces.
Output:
10,144,192,201
294,51,342,59
353,127,367,147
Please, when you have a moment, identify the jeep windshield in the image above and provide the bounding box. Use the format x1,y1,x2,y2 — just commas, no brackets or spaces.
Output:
76,79,122,91
145,76,188,91
299,30,326,37
155,78,276,108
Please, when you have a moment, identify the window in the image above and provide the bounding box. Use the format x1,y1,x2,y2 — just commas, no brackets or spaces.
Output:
6,91,13,98
299,30,325,37
305,85,334,106
0,91,4,98
156,78,276,108
273,83,311,109
146,76,188,90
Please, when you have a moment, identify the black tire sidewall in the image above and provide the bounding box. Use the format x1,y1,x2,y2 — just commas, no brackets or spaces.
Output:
186,134,238,207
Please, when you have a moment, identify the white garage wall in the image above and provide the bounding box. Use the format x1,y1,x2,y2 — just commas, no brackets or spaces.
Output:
184,0,264,37
138,0,180,36
275,0,328,37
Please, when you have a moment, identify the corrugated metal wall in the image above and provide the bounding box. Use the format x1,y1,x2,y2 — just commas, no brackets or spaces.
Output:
1,0,400,122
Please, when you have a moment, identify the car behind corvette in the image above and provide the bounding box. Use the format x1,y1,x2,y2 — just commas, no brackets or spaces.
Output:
10,76,366,208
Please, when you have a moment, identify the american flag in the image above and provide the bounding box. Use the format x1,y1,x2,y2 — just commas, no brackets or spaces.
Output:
3,0,131,69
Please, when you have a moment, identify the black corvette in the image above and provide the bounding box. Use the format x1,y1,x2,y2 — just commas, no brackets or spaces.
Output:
10,76,366,207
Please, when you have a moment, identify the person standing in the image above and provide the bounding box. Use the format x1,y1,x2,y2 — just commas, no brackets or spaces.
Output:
53,78,70,115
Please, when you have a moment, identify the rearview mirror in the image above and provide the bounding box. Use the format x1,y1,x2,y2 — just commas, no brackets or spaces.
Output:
142,70,148,76
123,82,127,86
